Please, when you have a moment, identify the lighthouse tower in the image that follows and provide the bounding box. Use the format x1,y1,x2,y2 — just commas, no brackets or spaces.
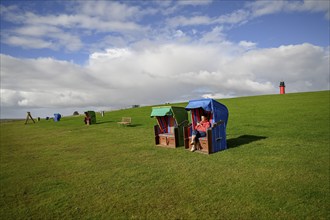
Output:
279,81,285,94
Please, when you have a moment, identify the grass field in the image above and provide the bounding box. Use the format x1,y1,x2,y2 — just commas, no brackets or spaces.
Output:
1,91,329,219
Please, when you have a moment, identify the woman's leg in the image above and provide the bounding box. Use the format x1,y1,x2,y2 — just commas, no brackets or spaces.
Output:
191,131,206,151
191,130,201,151
191,130,198,144
199,132,206,138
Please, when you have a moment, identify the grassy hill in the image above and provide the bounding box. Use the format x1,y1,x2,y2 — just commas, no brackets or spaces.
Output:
0,91,329,219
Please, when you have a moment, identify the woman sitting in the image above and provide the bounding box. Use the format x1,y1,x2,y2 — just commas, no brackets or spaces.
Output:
84,112,91,125
190,115,210,152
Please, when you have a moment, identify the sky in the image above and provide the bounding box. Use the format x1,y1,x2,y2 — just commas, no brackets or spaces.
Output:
1,0,329,119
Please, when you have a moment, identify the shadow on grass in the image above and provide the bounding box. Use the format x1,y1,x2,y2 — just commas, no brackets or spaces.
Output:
96,120,113,124
128,124,143,127
115,124,143,127
227,135,267,149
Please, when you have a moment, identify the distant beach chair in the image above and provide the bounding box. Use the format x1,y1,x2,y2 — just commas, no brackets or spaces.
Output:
53,113,61,122
84,111,96,125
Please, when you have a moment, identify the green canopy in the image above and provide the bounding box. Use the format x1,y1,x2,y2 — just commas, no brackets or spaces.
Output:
151,106,187,126
150,107,172,117
87,111,96,124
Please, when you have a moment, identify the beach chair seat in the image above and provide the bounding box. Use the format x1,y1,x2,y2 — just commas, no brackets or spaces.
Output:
158,132,177,147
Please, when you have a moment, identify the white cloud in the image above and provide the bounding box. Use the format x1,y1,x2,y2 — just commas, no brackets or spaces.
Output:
247,1,286,17
302,0,330,19
13,12,145,33
215,9,250,24
167,15,212,27
177,0,213,6
78,1,141,21
0,89,23,107
166,10,250,28
247,0,330,19
1,0,328,56
239,41,257,50
1,42,328,118
200,26,227,43
166,0,329,29
0,2,147,52
174,30,186,38
89,48,132,61
3,35,55,50
2,18,85,51
221,43,330,93
12,25,60,37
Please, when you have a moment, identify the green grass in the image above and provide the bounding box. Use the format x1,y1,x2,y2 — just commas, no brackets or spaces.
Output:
1,91,329,219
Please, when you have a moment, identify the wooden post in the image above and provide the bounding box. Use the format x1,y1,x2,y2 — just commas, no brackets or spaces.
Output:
25,112,35,124
174,127,179,147
154,125,160,145
183,126,190,149
207,128,212,154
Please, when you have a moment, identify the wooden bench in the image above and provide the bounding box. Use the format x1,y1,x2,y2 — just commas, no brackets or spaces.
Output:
117,117,131,126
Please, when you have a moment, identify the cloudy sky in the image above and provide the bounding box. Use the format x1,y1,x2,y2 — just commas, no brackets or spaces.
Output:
1,0,329,118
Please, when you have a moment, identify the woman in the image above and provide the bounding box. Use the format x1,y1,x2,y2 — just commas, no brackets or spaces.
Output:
190,115,210,152
84,112,91,125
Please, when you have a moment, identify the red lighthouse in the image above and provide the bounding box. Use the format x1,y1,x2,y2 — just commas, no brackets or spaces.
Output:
279,81,285,94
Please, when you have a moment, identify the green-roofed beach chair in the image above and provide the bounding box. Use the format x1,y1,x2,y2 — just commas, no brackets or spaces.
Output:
150,106,188,148
84,111,96,125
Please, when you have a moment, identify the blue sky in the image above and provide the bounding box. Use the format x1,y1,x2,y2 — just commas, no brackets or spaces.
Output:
1,0,329,118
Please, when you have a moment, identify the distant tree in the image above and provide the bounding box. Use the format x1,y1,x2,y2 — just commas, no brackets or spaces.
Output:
73,111,79,116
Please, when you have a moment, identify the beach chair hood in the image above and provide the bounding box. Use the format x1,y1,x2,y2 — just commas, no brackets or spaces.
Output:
185,98,228,125
150,106,187,126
